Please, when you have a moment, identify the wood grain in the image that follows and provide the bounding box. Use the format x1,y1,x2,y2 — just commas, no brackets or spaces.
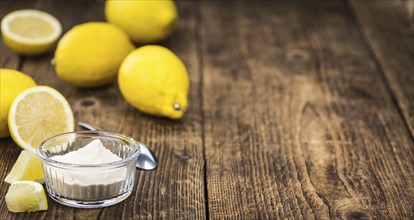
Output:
350,0,414,138
1,0,413,219
0,0,24,69
0,0,205,219
200,1,414,219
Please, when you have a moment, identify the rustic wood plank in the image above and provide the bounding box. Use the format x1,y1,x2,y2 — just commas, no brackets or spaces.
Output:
0,0,24,69
0,0,205,219
200,1,414,219
349,0,414,138
0,1,38,218
0,40,20,70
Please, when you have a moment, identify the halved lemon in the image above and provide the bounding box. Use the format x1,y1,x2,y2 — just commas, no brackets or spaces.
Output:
5,181,48,212
8,86,74,153
1,9,62,55
4,150,44,184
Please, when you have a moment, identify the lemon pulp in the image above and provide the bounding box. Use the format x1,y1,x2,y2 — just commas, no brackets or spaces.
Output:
9,16,55,39
4,150,44,184
1,9,62,55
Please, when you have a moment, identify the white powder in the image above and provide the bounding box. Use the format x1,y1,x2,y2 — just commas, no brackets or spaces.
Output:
46,140,131,200
52,139,122,165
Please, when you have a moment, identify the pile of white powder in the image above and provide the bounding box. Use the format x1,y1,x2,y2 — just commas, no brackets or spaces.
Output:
47,140,130,200
52,139,121,165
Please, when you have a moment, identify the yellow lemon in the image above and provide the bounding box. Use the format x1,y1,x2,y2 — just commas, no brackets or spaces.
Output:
118,45,189,119
105,0,177,43
5,181,48,212
4,150,44,184
1,9,62,55
8,86,74,153
54,22,134,87
0,69,37,138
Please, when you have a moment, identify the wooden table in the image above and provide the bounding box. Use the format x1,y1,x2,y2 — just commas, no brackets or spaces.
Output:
1,0,413,219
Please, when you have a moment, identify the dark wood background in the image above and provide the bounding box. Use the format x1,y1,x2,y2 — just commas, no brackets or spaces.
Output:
1,0,413,219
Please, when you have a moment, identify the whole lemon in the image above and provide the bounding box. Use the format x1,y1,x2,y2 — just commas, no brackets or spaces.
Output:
54,22,134,87
0,69,37,138
105,0,177,43
118,45,189,119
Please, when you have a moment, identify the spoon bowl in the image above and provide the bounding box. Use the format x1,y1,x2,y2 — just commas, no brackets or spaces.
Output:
78,122,157,170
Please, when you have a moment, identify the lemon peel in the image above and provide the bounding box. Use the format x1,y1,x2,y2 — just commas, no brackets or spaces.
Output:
54,22,134,87
105,0,177,43
118,45,189,119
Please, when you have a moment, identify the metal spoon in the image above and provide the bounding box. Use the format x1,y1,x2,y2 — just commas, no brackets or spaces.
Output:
78,122,157,170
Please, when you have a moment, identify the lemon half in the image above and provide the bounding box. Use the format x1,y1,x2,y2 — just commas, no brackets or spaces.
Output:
5,181,48,212
8,86,74,153
1,9,62,55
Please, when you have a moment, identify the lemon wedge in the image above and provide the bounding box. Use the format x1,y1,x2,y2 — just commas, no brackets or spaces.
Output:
8,86,74,153
4,150,44,184
5,181,48,212
1,9,62,55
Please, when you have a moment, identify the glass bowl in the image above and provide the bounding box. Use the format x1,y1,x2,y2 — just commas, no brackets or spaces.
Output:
37,131,140,208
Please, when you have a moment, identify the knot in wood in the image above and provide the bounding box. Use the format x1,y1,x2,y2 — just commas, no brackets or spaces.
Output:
286,49,310,62
174,150,192,163
346,210,370,220
81,99,95,107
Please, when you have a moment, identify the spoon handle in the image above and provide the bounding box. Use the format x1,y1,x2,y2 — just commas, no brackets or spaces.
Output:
78,122,99,131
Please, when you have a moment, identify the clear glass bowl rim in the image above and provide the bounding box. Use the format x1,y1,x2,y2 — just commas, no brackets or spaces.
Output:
37,131,141,169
